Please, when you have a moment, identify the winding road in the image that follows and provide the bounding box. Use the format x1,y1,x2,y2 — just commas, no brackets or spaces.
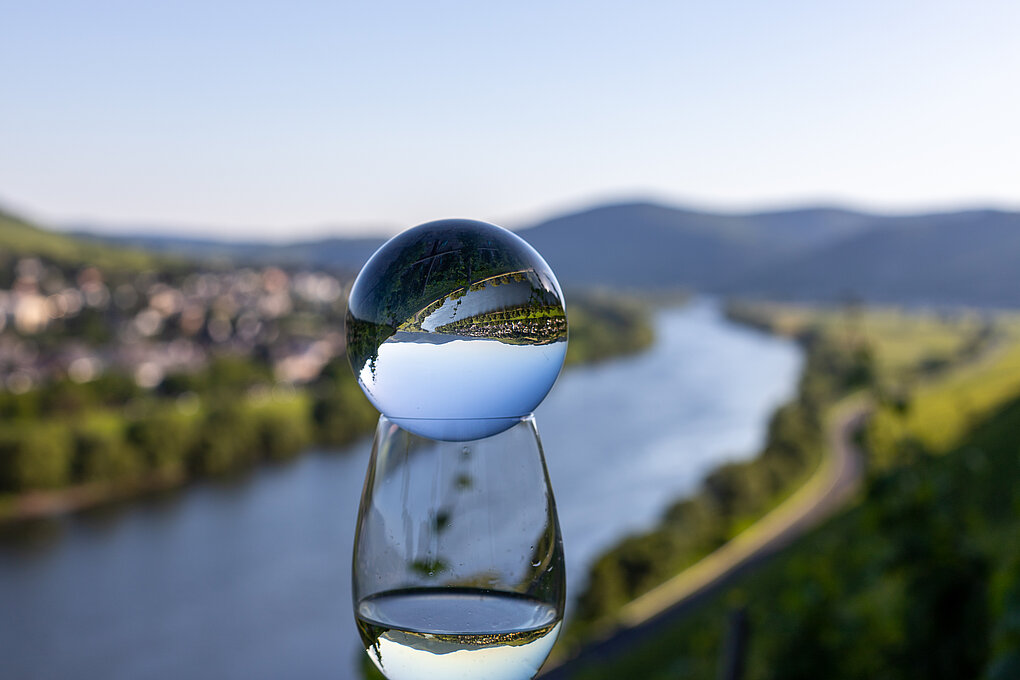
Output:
540,397,871,678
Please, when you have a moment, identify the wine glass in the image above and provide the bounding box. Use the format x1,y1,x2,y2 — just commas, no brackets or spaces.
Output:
352,414,565,680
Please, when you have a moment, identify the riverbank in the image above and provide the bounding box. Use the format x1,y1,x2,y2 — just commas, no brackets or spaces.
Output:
540,396,869,679
555,304,874,652
548,300,1020,680
0,293,655,524
615,395,868,628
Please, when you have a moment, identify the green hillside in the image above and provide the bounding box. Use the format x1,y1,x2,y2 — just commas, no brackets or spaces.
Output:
0,207,159,271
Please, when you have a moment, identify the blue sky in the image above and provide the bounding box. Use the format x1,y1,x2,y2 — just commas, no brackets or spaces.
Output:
2,1,1018,238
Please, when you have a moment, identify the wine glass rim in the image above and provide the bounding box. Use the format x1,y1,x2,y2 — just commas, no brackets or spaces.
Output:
380,413,535,422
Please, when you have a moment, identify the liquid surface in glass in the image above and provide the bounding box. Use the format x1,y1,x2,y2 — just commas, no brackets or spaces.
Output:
356,587,561,680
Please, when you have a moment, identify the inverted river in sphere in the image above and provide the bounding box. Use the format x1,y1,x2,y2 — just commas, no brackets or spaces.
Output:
0,299,802,680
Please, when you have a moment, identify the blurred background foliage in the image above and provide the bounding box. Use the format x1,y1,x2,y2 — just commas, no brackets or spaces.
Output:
562,302,1020,680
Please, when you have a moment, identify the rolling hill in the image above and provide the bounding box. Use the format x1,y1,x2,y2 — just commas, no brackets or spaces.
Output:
515,202,877,289
0,207,159,271
728,209,1020,307
76,231,386,274
15,199,1020,308
70,202,882,288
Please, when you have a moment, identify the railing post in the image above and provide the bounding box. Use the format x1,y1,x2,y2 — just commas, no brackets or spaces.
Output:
717,607,749,680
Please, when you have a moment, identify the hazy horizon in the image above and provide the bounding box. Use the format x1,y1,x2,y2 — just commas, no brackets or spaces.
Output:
3,1,1018,239
7,191,1020,244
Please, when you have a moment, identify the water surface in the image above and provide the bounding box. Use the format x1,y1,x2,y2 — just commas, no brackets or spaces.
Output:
0,299,801,680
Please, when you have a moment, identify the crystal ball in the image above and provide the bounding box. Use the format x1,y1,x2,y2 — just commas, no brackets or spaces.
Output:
346,219,568,441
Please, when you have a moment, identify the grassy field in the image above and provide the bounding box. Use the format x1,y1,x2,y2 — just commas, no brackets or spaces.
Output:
867,341,1020,461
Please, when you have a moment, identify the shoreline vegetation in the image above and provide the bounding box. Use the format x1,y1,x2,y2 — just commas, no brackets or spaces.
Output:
0,292,655,525
556,300,876,653
553,300,1020,680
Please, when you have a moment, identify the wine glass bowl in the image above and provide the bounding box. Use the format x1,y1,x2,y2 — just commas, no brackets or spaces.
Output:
352,415,565,680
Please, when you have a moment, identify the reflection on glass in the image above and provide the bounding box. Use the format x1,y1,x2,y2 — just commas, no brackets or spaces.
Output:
345,219,567,441
352,415,565,680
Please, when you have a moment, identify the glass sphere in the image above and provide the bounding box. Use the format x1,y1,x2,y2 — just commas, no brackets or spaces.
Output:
346,219,567,441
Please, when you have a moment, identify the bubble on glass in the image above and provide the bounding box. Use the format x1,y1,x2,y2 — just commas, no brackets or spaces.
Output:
346,219,568,441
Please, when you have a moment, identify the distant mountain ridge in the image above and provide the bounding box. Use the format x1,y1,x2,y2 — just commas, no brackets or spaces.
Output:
70,201,885,286
726,208,1020,307
9,199,1020,307
515,202,880,290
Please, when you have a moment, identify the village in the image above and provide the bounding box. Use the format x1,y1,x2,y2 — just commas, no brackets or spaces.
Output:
0,256,353,394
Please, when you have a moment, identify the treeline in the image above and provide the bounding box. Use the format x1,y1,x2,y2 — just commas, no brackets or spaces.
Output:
0,295,654,513
0,356,378,496
564,292,655,365
564,319,875,646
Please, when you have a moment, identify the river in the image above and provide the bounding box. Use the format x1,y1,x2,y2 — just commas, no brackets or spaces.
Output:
0,299,802,680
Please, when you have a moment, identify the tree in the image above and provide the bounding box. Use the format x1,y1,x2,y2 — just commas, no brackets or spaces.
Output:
72,426,141,484
0,426,73,491
127,413,195,475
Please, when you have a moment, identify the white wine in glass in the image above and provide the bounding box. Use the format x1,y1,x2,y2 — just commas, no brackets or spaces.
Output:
352,415,565,680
